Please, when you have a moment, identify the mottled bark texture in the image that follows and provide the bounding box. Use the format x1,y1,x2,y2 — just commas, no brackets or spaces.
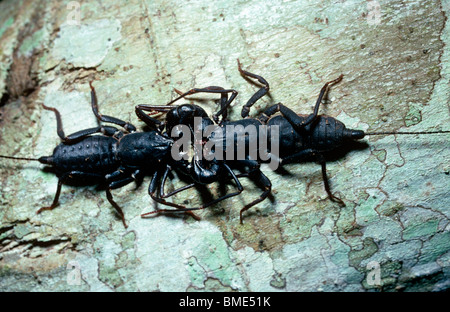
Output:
0,0,449,291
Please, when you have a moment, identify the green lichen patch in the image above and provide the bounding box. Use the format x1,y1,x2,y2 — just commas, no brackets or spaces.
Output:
0,16,14,39
98,263,123,289
404,104,422,127
418,232,450,264
349,237,379,269
18,28,47,57
13,223,33,239
377,201,404,217
224,215,283,252
120,231,136,250
403,219,439,240
185,256,208,289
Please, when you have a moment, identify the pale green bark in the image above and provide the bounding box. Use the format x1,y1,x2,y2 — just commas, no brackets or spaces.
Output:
0,0,449,291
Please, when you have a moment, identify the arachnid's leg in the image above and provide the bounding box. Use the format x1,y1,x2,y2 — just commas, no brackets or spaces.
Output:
153,157,272,224
105,188,128,228
37,171,103,213
168,86,238,108
159,161,245,208
238,169,272,224
135,104,177,114
159,165,197,198
135,105,165,131
141,163,245,218
37,170,129,228
217,91,230,122
135,85,238,128
230,158,271,223
160,161,259,203
158,166,200,220
260,75,343,128
108,175,135,190
158,173,246,200
310,74,343,121
143,169,201,220
106,168,147,227
107,168,143,187
211,87,237,123
320,160,345,207
64,125,121,142
171,86,238,123
280,150,344,206
237,59,270,118
262,103,308,129
279,148,317,164
42,88,127,144
173,87,235,123
42,104,68,142
89,82,137,133
161,182,196,198
148,168,186,208
36,174,66,214
192,162,244,208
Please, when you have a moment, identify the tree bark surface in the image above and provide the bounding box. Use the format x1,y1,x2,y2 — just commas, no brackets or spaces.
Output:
0,0,449,291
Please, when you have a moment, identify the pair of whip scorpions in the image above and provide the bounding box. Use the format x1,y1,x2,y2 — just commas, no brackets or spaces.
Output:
1,61,448,227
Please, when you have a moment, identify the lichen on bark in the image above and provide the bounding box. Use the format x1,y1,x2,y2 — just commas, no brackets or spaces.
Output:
0,0,449,291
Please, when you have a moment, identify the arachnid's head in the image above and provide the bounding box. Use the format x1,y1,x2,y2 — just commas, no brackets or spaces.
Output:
165,104,214,136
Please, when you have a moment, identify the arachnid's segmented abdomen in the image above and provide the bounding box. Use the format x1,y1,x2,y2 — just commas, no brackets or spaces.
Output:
306,116,347,152
52,136,119,175
268,115,350,157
